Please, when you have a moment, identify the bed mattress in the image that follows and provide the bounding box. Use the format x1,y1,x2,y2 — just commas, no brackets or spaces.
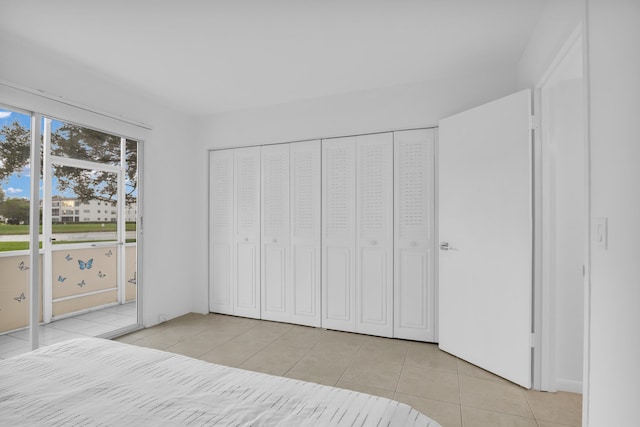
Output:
0,337,439,426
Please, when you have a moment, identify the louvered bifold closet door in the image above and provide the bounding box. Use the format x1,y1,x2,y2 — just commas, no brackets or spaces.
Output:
234,146,261,319
322,138,357,332
261,144,290,322
393,129,436,341
209,149,235,315
290,140,321,327
355,133,394,337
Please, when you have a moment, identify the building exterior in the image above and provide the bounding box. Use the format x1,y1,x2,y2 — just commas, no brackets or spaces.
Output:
50,196,137,223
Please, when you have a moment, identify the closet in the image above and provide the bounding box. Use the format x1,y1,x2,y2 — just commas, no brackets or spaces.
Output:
260,141,322,327
394,130,436,341
209,128,435,341
208,147,261,319
321,133,394,337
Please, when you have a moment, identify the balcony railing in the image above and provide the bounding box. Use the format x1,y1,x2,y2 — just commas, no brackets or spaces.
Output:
0,244,136,335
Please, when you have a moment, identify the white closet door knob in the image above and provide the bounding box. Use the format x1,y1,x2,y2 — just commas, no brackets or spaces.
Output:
244,237,249,242
410,241,418,247
371,240,378,246
273,238,278,243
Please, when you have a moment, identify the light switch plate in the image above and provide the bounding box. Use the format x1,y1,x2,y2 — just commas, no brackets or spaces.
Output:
596,217,608,250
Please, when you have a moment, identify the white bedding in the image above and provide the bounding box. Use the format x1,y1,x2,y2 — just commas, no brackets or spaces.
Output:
0,338,440,426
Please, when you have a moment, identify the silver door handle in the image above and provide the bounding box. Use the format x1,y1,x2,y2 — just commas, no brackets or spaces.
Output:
370,240,378,246
410,241,418,247
272,238,277,243
440,242,458,251
244,237,249,242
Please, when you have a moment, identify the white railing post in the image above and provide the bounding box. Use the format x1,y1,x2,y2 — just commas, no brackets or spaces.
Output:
118,138,126,304
28,114,42,350
42,118,53,323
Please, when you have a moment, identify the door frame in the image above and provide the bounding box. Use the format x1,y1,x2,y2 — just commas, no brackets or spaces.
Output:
532,25,587,392
41,117,138,326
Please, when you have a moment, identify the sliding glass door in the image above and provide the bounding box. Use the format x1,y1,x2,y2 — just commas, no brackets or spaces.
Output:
0,106,141,358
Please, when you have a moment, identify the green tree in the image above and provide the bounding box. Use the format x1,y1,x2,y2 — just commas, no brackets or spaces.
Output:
0,121,137,204
0,122,31,183
0,186,5,204
0,198,30,224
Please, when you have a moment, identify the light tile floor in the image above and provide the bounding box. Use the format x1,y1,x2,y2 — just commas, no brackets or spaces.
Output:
115,313,582,427
0,302,137,359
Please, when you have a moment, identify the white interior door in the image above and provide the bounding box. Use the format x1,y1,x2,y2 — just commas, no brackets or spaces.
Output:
261,144,290,322
355,133,393,337
394,129,436,342
209,150,235,314
290,140,321,327
234,146,261,319
438,90,533,388
322,137,357,332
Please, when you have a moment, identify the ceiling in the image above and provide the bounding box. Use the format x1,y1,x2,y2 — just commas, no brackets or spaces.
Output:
1,1,547,116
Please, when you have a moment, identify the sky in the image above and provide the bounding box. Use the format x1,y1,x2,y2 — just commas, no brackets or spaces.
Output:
0,108,135,201
0,109,36,199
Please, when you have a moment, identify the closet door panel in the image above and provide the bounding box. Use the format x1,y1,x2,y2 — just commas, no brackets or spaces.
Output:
292,246,317,318
263,247,287,314
355,133,394,337
209,150,234,314
290,140,321,326
394,129,436,341
236,242,259,313
322,138,356,332
261,144,290,322
234,146,261,319
397,249,430,329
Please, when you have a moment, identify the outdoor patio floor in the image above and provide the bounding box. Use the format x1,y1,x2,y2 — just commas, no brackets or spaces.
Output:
0,302,137,359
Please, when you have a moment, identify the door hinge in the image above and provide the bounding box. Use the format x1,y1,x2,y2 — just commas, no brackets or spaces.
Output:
530,333,536,348
529,115,539,131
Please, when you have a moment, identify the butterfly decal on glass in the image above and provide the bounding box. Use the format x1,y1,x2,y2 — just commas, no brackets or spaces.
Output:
128,272,137,285
14,292,26,302
65,254,73,261
105,250,113,258
57,275,67,283
78,258,93,270
98,271,106,279
17,261,29,271
77,280,86,288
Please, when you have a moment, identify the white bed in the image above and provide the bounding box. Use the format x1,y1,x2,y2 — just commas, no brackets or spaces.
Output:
0,337,440,426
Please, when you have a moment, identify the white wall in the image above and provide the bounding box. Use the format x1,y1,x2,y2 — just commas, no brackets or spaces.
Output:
198,66,517,149
0,32,199,327
191,65,519,312
517,0,584,89
586,1,640,425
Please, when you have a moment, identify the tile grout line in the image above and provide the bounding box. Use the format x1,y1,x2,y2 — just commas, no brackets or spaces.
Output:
280,328,325,379
392,345,409,396
456,357,464,427
334,333,367,387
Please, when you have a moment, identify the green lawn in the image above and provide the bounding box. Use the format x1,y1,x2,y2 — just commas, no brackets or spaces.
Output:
0,222,136,235
0,241,37,251
0,239,137,252
0,223,137,252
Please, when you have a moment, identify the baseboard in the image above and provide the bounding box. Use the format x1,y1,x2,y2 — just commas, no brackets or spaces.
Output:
556,378,583,394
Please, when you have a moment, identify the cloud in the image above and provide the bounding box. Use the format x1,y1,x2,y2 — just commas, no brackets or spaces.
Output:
0,111,12,119
5,187,24,194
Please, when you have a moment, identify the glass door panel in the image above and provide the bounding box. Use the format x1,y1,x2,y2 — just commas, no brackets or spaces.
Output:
0,107,39,357
42,117,138,334
124,140,138,308
48,166,121,320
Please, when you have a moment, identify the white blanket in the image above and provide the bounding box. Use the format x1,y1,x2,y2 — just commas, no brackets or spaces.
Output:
0,337,440,426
